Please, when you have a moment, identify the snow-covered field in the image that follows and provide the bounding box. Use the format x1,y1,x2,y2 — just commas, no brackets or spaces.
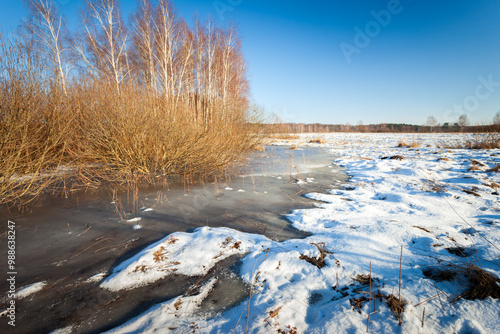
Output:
79,133,499,333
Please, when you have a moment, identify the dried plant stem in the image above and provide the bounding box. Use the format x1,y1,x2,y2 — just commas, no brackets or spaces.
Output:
367,262,372,333
421,307,426,328
399,245,403,325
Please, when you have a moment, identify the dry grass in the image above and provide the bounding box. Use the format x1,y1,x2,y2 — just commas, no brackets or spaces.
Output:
397,141,421,148
460,264,500,300
468,166,484,172
423,261,500,302
0,34,72,208
413,226,431,233
271,133,300,140
484,181,499,190
308,138,327,144
487,164,500,172
251,145,266,152
381,155,405,160
352,273,371,285
471,159,487,167
385,294,407,323
447,133,500,150
465,134,500,149
397,141,408,148
463,189,481,197
299,243,330,269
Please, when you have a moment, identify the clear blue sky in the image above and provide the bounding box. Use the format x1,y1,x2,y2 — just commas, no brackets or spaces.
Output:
1,0,500,125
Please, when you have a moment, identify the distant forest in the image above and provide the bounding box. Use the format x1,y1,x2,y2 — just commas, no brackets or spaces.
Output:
270,122,500,134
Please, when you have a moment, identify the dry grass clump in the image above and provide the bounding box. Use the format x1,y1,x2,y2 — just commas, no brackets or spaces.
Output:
352,274,371,285
347,270,407,326
397,141,408,148
484,181,499,190
423,263,500,301
460,264,500,300
308,138,327,144
397,141,420,148
468,166,483,172
487,164,500,172
470,159,487,167
381,155,405,160
463,189,481,197
299,243,330,269
385,294,407,323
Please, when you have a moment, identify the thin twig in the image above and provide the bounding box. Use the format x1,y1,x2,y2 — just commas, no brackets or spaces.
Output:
421,307,425,328
77,225,92,237
414,292,444,307
273,186,294,201
367,262,372,333
399,245,403,326
66,238,110,261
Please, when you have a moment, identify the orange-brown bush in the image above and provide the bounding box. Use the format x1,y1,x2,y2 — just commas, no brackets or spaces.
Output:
0,33,72,207
0,0,260,208
71,81,257,187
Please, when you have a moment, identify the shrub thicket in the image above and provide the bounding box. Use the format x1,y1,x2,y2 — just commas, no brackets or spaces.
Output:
0,0,260,208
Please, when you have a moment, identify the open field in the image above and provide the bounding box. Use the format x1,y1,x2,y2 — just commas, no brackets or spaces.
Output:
28,132,498,333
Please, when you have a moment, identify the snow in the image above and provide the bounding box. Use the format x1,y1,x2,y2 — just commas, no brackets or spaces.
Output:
49,325,74,334
16,281,46,299
101,133,500,333
100,228,271,291
85,272,107,284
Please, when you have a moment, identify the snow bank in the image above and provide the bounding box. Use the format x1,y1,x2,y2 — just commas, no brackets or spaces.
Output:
101,227,271,291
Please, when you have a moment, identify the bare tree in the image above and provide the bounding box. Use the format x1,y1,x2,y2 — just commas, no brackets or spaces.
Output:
78,0,129,91
173,20,194,107
130,0,157,92
154,0,180,100
458,114,469,130
426,116,437,131
494,111,500,125
25,0,70,94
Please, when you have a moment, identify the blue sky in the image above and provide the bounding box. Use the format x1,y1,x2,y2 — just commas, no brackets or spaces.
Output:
1,0,500,125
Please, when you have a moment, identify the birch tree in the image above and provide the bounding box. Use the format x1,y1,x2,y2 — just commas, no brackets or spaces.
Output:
79,0,129,91
25,0,70,94
131,0,157,92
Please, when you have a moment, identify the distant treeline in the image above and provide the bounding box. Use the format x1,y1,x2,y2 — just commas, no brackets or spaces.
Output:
270,123,500,133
